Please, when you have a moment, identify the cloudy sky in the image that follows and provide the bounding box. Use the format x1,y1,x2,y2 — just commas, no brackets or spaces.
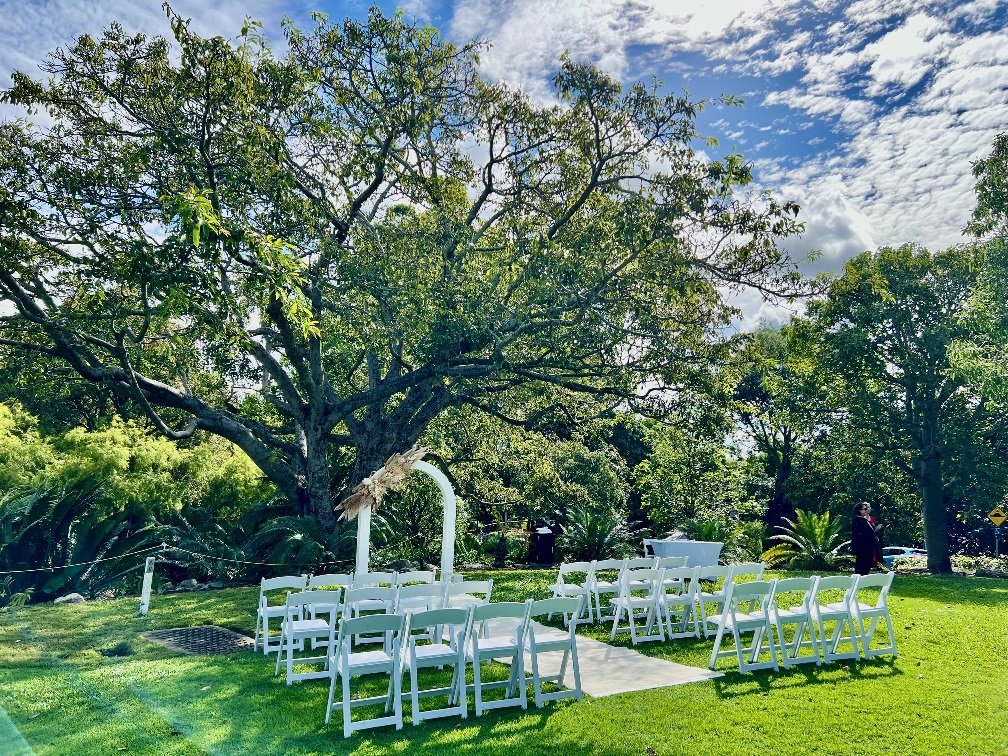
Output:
1,0,1006,325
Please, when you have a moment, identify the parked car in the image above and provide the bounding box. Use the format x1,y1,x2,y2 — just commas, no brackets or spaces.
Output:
881,546,928,568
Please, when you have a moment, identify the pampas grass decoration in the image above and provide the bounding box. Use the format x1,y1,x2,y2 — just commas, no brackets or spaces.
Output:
336,446,430,520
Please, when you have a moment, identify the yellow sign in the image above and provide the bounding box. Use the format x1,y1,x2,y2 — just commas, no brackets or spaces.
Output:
989,507,1008,527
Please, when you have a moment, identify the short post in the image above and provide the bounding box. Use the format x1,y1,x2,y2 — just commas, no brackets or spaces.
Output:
996,526,1001,559
138,555,156,616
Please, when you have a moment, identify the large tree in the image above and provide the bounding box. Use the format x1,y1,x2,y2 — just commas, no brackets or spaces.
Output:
0,9,804,532
805,244,1000,572
729,324,829,530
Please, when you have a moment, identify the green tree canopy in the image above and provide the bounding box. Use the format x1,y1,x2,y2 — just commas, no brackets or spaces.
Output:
0,9,804,532
803,243,1005,572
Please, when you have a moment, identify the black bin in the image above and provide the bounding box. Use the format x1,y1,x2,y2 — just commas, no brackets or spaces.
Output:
533,526,555,564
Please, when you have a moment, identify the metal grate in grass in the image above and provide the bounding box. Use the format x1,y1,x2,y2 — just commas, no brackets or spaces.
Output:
141,625,255,656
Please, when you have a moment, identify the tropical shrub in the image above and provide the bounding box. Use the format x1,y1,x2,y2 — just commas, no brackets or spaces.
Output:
761,508,850,570
0,476,162,599
558,502,637,561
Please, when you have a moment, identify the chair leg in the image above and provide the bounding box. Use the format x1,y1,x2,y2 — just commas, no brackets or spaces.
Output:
570,642,582,702
325,667,338,725
473,656,484,716
342,671,352,737
410,654,421,725
530,646,543,707
708,621,727,669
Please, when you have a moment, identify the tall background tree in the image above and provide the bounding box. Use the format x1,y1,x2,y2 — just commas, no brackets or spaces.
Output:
804,244,1004,572
0,9,804,534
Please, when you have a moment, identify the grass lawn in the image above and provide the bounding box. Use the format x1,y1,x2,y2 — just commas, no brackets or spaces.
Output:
1,569,1006,755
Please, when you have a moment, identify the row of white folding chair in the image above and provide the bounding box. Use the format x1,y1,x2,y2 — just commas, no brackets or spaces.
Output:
324,595,585,737
272,580,495,684
254,570,438,654
707,572,897,674
551,557,691,626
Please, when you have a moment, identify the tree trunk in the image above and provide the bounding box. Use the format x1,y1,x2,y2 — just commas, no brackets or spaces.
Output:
919,452,952,573
303,427,337,531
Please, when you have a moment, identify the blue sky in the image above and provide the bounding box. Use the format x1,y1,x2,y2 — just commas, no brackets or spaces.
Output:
2,0,1006,326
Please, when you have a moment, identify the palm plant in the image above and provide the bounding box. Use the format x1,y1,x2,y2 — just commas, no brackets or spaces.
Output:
559,502,636,561
761,509,850,570
0,476,162,599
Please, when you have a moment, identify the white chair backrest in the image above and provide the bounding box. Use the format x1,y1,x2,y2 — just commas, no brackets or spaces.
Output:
407,606,471,643
730,562,766,583
353,571,397,588
556,561,594,583
261,574,307,597
529,595,583,620
285,589,342,620
444,579,493,604
345,586,396,610
625,556,657,571
852,571,894,606
619,567,663,597
657,556,689,569
394,583,445,612
661,566,698,594
726,579,774,612
309,573,353,592
697,564,733,585
337,612,407,649
813,574,857,604
768,576,816,612
592,558,626,578
397,569,437,585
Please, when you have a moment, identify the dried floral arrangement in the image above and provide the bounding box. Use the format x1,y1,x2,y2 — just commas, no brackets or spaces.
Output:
336,446,430,520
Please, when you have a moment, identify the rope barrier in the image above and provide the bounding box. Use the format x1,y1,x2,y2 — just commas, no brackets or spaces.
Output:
164,544,353,569
1,530,438,577
0,544,163,575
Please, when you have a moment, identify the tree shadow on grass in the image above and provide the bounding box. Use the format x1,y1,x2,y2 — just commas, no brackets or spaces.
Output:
128,650,602,756
712,656,901,700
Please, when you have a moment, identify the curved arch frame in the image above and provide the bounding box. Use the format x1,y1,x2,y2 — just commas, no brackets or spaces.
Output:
354,460,457,580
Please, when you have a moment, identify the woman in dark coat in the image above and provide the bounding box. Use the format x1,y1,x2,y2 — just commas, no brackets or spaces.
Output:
851,502,879,575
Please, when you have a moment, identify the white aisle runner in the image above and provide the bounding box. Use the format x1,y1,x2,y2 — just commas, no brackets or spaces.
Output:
487,619,721,698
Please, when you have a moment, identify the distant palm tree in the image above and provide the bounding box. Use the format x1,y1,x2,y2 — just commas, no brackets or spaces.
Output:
761,509,850,570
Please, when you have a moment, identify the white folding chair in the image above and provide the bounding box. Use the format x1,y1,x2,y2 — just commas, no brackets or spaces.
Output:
548,561,596,625
466,600,531,716
697,565,734,638
255,574,307,655
590,558,626,621
525,596,584,707
659,566,701,639
850,572,897,659
708,579,779,674
325,612,407,737
609,567,666,645
274,589,342,684
768,577,821,668
810,574,860,663
403,606,471,724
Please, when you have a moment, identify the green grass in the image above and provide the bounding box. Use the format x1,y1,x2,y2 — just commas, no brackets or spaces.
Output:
1,570,1006,755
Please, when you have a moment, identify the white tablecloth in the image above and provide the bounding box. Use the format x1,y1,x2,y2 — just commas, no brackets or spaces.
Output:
643,539,723,567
